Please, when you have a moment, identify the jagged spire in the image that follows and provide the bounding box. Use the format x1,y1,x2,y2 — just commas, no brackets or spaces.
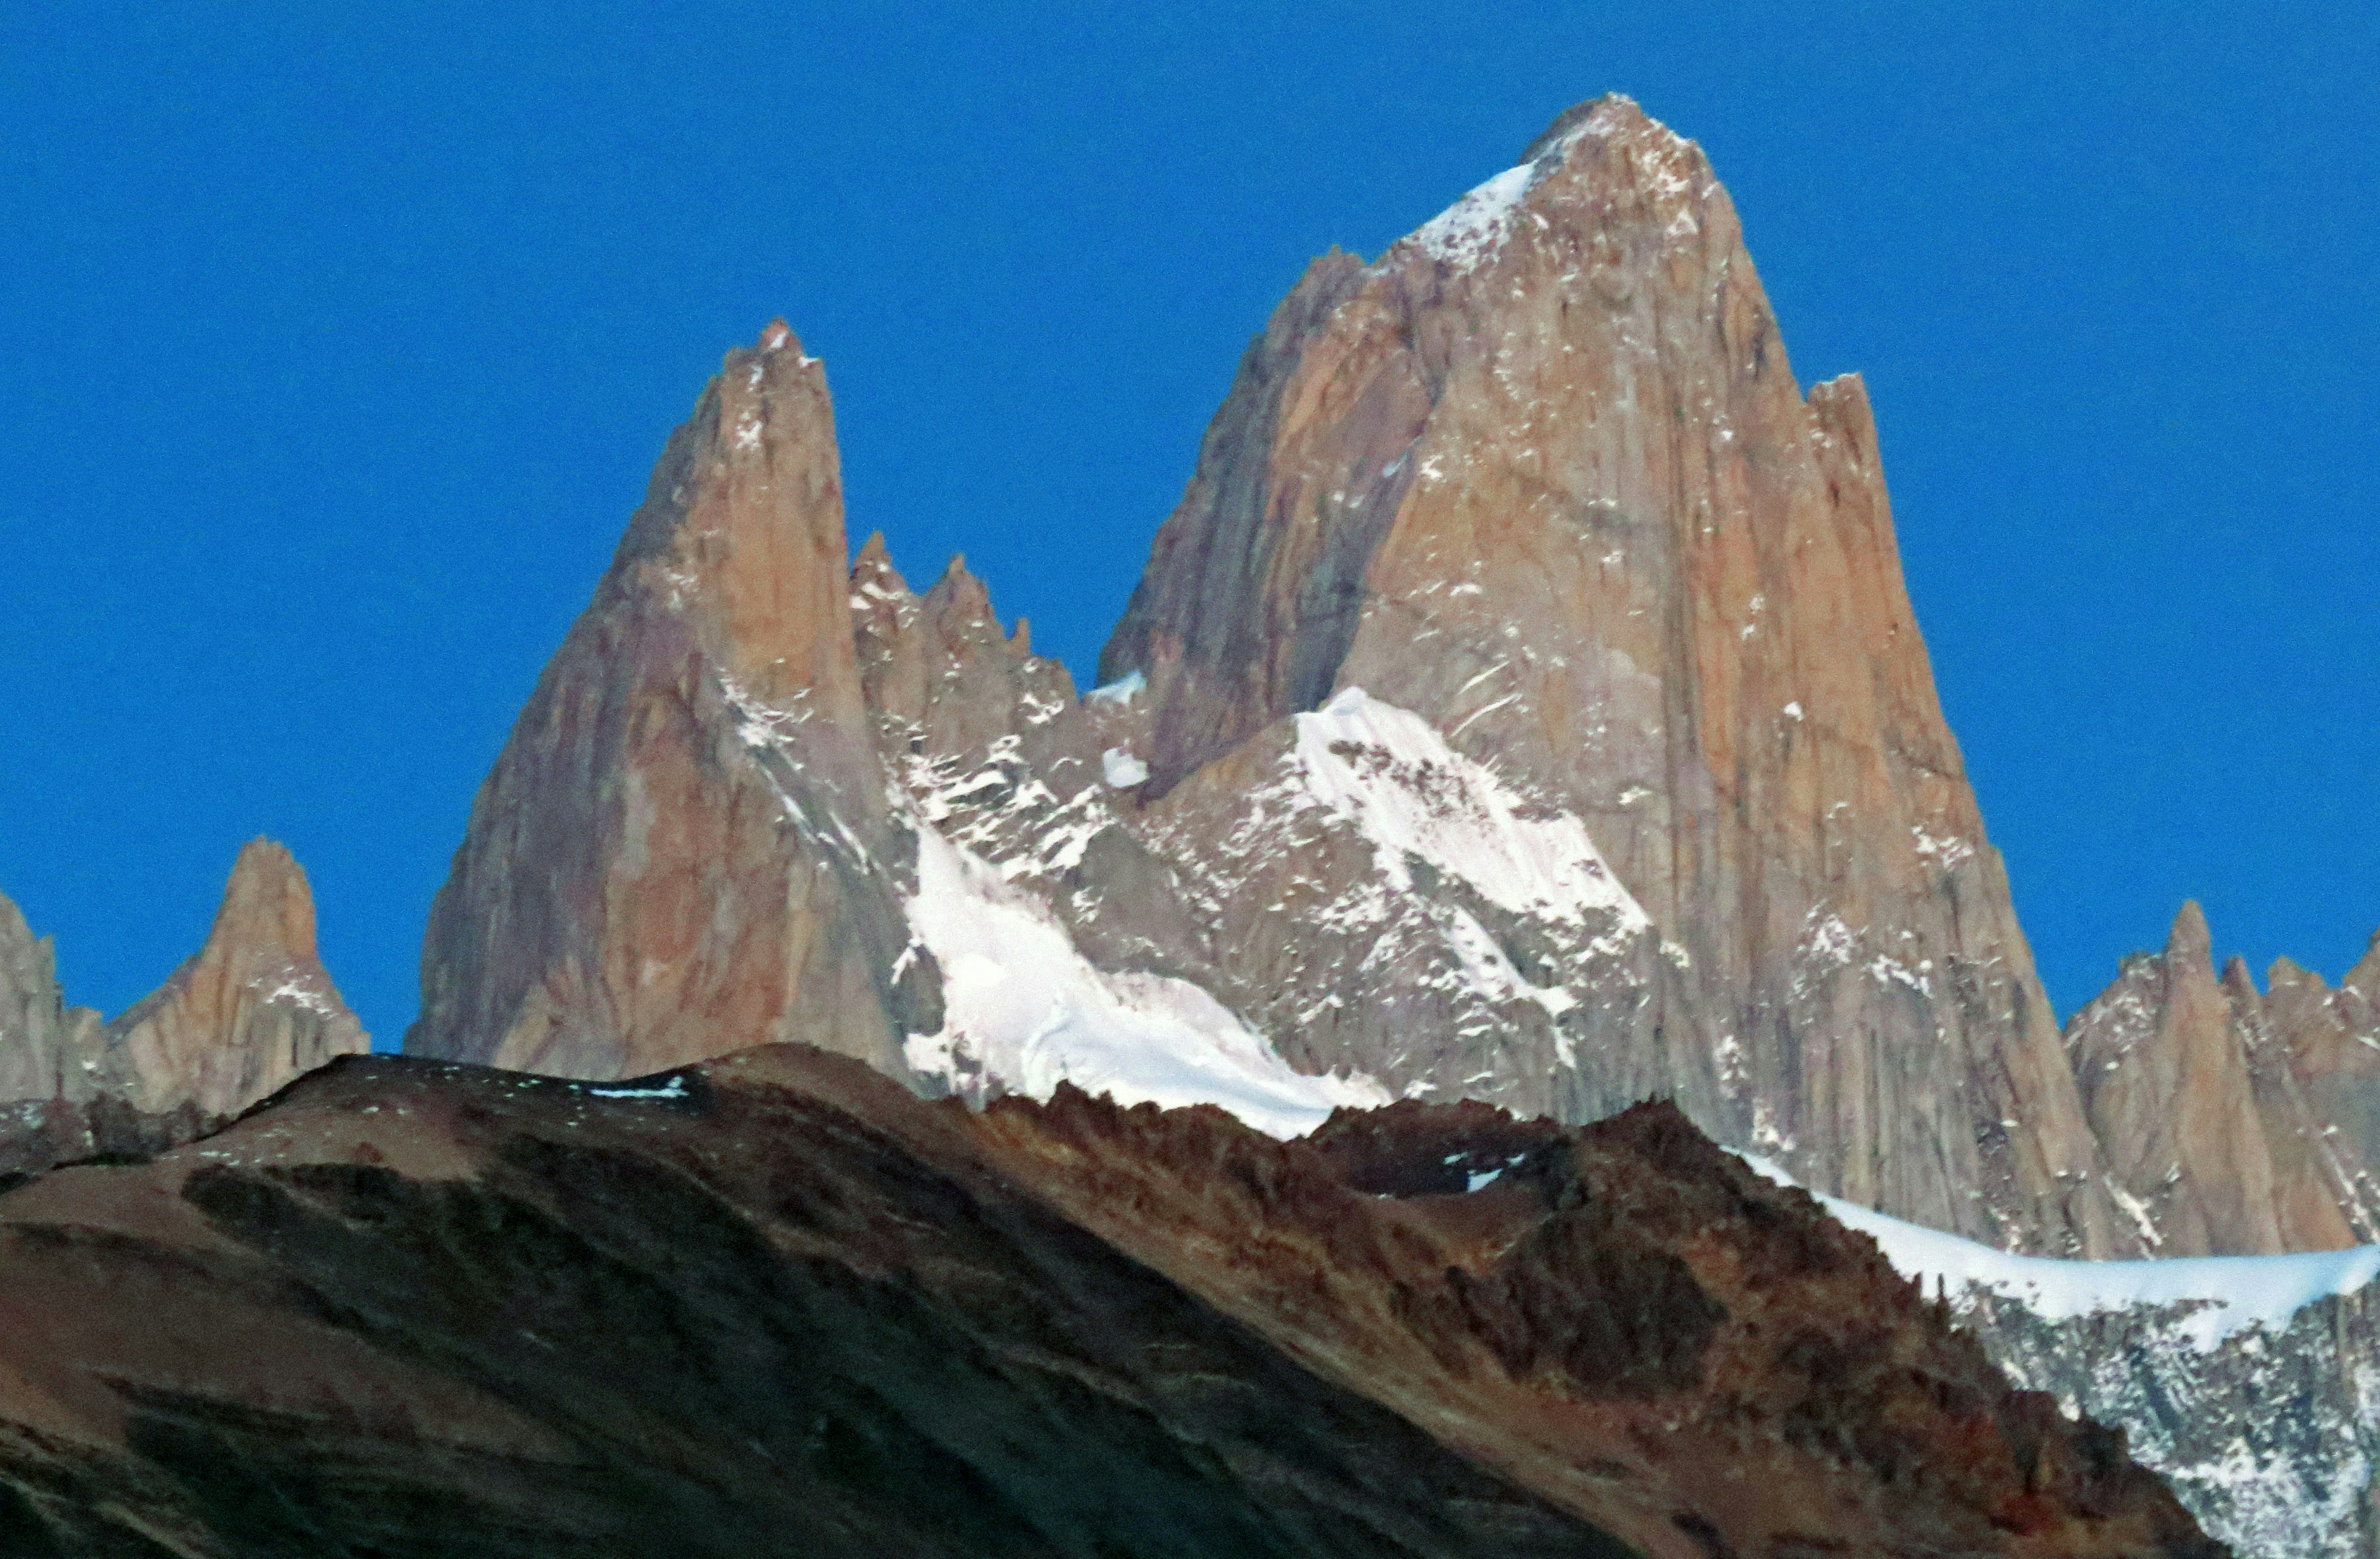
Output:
409,319,930,1080
108,838,366,1120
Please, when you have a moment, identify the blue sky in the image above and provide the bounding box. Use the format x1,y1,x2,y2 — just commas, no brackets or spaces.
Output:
2,1,2373,1040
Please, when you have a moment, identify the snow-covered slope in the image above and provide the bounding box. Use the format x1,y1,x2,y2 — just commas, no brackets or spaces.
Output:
1748,1154,2380,1558
901,824,1388,1137
1129,687,1693,1126
1286,689,1652,945
1749,1154,2380,1349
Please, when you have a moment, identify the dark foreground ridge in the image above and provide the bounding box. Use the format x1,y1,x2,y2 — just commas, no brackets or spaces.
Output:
0,1048,2217,1558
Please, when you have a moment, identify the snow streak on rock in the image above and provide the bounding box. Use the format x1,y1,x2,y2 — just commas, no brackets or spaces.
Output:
1288,689,1651,939
900,824,1386,1138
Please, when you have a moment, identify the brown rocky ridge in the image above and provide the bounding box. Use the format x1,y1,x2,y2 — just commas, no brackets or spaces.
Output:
0,1041,2219,1558
0,839,368,1175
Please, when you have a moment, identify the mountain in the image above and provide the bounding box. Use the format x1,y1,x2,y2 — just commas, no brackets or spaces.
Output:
0,840,367,1174
0,893,105,1145
0,1043,2218,1558
1092,95,2115,1255
371,91,2380,1553
408,320,936,1080
2063,903,2380,1255
407,95,2126,1259
1769,1159,2380,1559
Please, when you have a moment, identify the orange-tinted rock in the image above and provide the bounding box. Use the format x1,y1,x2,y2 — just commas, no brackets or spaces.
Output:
1099,96,2122,1253
2065,904,2374,1253
407,323,936,1080
2265,934,2380,1170
107,838,369,1120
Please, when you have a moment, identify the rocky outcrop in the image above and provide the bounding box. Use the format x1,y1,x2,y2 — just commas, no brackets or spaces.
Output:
1969,1278,2380,1559
105,838,369,1121
0,891,104,1108
0,1043,2220,1558
2065,904,2380,1255
408,322,936,1080
1088,95,2121,1254
0,841,368,1173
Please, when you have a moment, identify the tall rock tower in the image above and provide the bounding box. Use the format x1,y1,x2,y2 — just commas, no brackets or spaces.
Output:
1098,97,2127,1253
407,323,937,1079
0,840,368,1172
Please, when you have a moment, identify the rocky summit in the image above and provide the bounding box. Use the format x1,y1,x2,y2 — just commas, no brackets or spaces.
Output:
408,320,938,1081
407,97,2125,1259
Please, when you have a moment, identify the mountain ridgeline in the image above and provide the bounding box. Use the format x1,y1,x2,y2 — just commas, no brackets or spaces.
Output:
402,95,2377,1265
1,91,2374,1559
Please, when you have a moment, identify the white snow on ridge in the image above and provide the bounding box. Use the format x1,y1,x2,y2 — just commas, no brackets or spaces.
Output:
902,824,1386,1138
1085,670,1145,710
1411,162,1536,272
1742,1155,2380,1349
1287,688,1651,938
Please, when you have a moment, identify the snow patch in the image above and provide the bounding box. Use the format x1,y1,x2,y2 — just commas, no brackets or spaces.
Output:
1101,748,1149,788
1742,1155,2380,1349
902,824,1386,1138
253,974,337,1017
1287,688,1651,935
584,1076,690,1101
1085,670,1145,710
1410,163,1536,273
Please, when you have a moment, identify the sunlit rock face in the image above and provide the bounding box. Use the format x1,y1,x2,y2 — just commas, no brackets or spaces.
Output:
107,837,368,1120
408,322,937,1081
1095,95,2127,1255
0,840,367,1171
2065,902,2380,1256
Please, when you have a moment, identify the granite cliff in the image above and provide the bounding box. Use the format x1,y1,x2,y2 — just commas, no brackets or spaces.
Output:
407,320,937,1079
408,97,2130,1259
2060,904,2380,1256
382,92,2380,1553
0,840,368,1172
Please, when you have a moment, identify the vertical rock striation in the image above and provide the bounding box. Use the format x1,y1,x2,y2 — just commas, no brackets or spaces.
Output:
2066,904,2380,1255
105,838,369,1121
0,841,367,1172
408,322,935,1080
0,889,105,1108
1098,95,2123,1253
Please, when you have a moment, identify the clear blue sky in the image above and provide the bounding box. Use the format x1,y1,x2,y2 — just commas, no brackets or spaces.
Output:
2,1,2373,1041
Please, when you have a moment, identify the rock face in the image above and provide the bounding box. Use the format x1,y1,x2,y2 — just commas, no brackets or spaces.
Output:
408,321,936,1080
0,892,104,1108
2064,903,2380,1256
0,1043,2220,1558
407,100,2132,1256
1086,96,2119,1253
1967,1279,2380,1559
2269,935,2380,1184
0,841,368,1172
105,838,369,1121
